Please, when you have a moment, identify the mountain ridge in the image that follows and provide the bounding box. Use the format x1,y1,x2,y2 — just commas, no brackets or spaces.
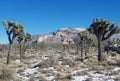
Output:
32,28,86,44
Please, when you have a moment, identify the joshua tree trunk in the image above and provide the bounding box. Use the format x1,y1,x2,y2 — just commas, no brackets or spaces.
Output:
76,44,79,53
85,41,87,56
7,43,12,64
63,44,66,52
85,47,87,56
19,42,22,59
81,44,83,57
97,38,103,62
22,41,26,54
6,35,14,64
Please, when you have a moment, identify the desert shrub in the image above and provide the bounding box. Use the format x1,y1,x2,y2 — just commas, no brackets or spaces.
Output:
54,73,64,80
85,76,93,81
110,52,117,57
62,59,76,67
89,65,104,71
40,69,49,74
54,74,73,81
75,71,88,76
114,78,120,81
34,56,58,68
64,74,73,80
74,57,84,62
0,65,15,81
29,76,47,81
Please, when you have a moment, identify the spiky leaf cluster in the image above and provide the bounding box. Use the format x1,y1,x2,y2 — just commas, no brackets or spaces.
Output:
25,33,32,42
78,31,93,43
88,18,120,41
2,21,24,43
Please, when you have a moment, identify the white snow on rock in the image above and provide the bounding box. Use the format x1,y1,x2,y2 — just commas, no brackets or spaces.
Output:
114,67,120,71
72,76,88,81
71,68,89,75
46,76,55,81
15,59,21,63
23,67,39,75
42,55,50,60
33,59,42,66
16,67,39,81
72,70,117,81
88,71,117,81
21,76,29,81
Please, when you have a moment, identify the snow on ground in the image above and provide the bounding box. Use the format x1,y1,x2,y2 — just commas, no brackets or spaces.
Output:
15,59,21,63
16,67,39,81
114,67,120,71
71,68,89,75
89,71,117,81
72,70,118,81
72,76,88,81
23,67,39,75
15,53,120,81
33,58,42,66
46,76,55,81
42,55,50,60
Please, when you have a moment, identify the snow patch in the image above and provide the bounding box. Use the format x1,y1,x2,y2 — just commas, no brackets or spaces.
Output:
46,76,55,80
74,28,86,31
15,59,21,63
72,76,88,81
23,67,39,75
114,67,120,71
42,55,49,60
71,68,89,75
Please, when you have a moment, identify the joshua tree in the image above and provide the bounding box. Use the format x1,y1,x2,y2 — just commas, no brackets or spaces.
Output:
78,31,93,57
84,32,93,56
2,21,24,64
17,32,31,58
73,34,80,54
22,33,32,54
88,18,120,62
17,32,25,59
78,31,85,57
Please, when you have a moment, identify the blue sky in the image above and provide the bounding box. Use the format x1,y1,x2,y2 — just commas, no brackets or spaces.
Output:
0,0,120,43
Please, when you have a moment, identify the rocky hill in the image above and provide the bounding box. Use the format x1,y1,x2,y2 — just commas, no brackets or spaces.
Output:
32,28,86,44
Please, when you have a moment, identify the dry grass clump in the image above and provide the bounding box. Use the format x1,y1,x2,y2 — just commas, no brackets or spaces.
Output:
89,65,104,71
53,73,64,80
29,76,47,81
53,73,73,81
0,64,16,81
62,59,76,67
110,52,117,57
101,59,120,67
34,56,58,68
40,69,50,74
74,57,84,62
115,78,120,81
75,71,88,76
57,74,73,81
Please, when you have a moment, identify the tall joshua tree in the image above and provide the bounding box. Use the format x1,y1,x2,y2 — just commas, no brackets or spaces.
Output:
88,18,120,62
73,35,80,54
22,33,32,54
17,32,25,59
84,32,93,56
78,31,87,57
17,32,31,58
2,21,24,64
78,31,93,57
